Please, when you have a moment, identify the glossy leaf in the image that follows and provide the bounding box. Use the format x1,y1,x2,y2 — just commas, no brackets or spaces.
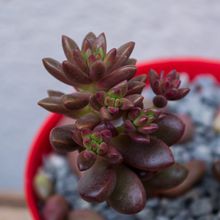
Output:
108,165,146,214
77,150,97,171
159,160,206,197
153,113,185,146
97,65,136,90
78,158,116,202
114,135,174,171
126,94,144,106
104,48,117,69
117,41,135,57
93,32,107,53
75,113,100,130
72,49,88,73
81,32,96,51
62,61,91,84
90,61,106,81
38,96,68,114
50,125,80,153
42,58,72,85
62,35,79,63
143,163,188,190
62,92,90,110
127,81,145,95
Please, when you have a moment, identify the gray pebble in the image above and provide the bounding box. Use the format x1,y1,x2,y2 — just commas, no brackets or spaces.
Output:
155,216,169,220
135,208,155,220
190,198,213,217
197,215,214,220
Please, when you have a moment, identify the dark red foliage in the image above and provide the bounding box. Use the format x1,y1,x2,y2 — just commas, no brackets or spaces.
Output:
39,32,190,214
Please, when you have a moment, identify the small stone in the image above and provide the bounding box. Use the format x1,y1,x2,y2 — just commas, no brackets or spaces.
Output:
172,209,193,220
73,197,92,209
190,198,213,217
33,169,54,200
163,199,183,218
213,111,220,133
182,188,203,203
55,173,77,196
180,73,190,87
44,154,71,179
147,198,160,208
155,216,169,220
135,207,155,220
193,74,217,89
193,145,212,162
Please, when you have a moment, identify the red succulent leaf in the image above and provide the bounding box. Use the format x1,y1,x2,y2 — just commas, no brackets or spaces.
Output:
113,135,174,171
62,61,91,84
75,113,100,130
129,132,150,144
108,80,128,98
78,158,116,202
81,32,96,51
127,81,145,95
108,165,146,214
105,146,123,165
153,113,185,146
149,69,160,94
89,61,106,81
111,42,135,70
62,92,90,110
165,88,190,100
50,125,80,153
148,69,190,101
130,74,147,83
94,122,118,137
38,96,68,114
100,106,114,121
72,49,89,73
125,94,144,107
93,33,107,54
104,48,117,69
62,35,79,63
143,163,188,190
97,65,136,90
42,58,72,86
77,150,97,171
72,126,83,146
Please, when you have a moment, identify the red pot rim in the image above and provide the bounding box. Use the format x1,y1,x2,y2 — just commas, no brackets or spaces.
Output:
25,57,220,220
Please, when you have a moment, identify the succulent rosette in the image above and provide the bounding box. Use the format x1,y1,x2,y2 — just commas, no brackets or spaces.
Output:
39,32,190,214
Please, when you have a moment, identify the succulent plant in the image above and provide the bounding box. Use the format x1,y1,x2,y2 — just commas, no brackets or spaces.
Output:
39,32,190,214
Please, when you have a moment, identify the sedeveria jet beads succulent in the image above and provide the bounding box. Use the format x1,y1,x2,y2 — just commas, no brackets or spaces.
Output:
38,32,190,214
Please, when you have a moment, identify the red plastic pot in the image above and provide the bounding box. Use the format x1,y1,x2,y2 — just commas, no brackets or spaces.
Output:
25,57,220,220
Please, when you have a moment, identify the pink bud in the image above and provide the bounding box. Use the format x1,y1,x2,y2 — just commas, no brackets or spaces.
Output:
106,146,123,165
99,142,108,156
